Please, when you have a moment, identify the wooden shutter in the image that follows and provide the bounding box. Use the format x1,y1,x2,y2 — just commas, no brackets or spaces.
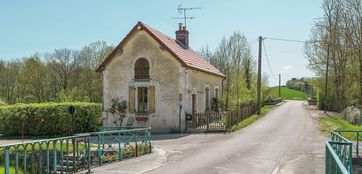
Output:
148,86,155,113
129,87,136,113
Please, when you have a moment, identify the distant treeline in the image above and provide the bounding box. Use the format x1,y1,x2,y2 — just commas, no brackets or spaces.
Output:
0,41,113,104
286,78,315,97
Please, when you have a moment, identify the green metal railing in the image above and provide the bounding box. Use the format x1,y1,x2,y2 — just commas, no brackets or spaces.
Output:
325,131,354,174
326,141,352,174
100,126,149,131
0,127,151,174
333,130,362,157
92,128,152,166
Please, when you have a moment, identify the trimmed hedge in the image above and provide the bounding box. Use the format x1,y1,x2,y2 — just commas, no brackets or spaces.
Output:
0,102,102,136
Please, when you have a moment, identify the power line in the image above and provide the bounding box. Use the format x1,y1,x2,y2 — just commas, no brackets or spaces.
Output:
262,40,277,80
264,36,360,49
264,37,306,43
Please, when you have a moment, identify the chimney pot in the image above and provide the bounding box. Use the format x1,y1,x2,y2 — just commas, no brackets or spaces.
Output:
175,24,189,49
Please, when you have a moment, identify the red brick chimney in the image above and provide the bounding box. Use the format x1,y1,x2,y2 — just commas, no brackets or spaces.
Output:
175,23,189,49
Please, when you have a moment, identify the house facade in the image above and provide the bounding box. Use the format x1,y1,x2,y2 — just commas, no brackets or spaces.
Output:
96,21,225,133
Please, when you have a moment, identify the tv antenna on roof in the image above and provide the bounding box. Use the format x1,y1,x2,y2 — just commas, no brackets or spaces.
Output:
172,4,202,29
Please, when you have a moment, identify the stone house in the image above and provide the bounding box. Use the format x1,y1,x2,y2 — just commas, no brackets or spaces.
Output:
96,21,225,133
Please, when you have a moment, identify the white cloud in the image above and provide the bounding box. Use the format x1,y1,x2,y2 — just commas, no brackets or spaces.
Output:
283,65,293,70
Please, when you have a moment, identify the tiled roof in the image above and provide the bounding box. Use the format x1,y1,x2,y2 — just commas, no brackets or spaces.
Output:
96,21,225,77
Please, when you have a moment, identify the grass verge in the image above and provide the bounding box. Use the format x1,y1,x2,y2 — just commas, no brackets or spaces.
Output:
228,105,276,132
319,115,362,139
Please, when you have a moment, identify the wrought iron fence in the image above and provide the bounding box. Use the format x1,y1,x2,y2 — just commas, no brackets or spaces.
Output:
0,127,151,174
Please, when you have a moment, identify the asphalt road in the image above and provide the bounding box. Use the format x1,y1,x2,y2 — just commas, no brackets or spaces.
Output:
83,101,327,174
145,101,326,174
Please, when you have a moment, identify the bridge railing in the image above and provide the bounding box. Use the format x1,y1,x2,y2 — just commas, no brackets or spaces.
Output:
326,141,352,174
325,130,354,174
333,130,362,157
0,127,151,174
90,127,152,166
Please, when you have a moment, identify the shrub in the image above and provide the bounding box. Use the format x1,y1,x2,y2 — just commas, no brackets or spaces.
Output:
0,102,102,136
342,106,361,124
0,99,6,106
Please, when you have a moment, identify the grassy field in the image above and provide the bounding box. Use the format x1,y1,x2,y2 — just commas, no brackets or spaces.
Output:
319,115,362,139
270,86,308,100
229,105,275,132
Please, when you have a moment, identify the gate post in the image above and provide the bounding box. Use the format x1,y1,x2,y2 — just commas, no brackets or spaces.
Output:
228,112,231,129
206,113,210,132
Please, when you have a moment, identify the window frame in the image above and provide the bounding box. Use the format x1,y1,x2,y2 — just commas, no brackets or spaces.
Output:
137,87,148,113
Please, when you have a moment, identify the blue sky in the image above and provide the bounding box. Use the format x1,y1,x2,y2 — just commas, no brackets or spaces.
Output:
0,0,323,86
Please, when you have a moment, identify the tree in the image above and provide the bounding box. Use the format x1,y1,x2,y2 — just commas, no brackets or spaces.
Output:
107,98,127,126
22,53,48,102
305,0,361,112
201,32,259,110
79,41,113,102
0,41,112,104
46,49,82,91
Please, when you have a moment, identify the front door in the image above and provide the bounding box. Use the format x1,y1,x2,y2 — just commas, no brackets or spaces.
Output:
192,94,196,114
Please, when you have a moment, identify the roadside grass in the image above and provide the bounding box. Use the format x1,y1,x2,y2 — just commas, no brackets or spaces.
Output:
319,115,362,139
0,166,21,174
270,86,308,100
228,105,275,132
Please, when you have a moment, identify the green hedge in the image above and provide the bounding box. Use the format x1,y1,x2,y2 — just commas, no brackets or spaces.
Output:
0,102,102,136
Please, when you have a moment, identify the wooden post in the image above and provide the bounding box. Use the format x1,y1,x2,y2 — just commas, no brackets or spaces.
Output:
228,112,231,129
257,36,263,115
279,74,281,98
206,113,209,132
135,141,138,157
22,127,24,143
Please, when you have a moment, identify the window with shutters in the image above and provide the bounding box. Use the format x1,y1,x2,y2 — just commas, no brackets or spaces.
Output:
137,87,148,113
134,58,150,80
129,86,155,114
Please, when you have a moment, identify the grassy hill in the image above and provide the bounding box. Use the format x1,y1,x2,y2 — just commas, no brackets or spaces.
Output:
270,86,308,100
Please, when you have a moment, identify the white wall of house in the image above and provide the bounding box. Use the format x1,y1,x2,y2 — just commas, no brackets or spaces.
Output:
184,69,223,114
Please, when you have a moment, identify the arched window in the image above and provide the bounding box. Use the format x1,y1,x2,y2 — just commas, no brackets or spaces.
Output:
134,58,150,80
215,87,219,99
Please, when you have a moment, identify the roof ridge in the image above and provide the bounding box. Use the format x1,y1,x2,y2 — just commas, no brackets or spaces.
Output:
96,21,225,77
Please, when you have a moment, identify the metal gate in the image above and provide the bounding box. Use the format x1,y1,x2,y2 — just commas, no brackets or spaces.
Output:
186,112,225,132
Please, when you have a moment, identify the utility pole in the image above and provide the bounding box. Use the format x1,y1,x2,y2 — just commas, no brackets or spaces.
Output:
278,74,281,98
257,36,263,115
324,44,330,114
